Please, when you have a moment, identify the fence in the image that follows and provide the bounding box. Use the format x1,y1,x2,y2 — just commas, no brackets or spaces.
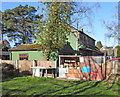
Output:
105,61,120,79
1,60,56,76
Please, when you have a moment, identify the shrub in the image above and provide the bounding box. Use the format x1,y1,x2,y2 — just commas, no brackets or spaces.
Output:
2,63,21,80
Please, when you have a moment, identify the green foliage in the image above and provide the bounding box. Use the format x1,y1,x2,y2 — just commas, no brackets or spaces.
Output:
2,5,42,44
96,41,103,50
2,63,19,80
115,45,120,58
0,40,11,51
35,2,75,60
2,63,31,80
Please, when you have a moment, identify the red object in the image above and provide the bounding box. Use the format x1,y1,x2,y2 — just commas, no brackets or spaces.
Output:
106,58,120,62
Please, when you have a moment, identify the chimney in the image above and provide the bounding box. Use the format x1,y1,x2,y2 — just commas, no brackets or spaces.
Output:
79,26,83,32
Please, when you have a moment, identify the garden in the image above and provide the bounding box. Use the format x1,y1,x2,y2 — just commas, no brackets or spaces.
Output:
1,63,120,96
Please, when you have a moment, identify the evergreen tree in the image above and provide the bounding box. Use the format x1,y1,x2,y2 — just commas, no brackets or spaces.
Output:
2,5,42,45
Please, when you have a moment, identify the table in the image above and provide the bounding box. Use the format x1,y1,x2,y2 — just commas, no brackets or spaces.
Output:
31,66,56,78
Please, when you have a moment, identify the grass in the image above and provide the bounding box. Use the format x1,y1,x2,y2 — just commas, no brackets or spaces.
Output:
2,76,120,96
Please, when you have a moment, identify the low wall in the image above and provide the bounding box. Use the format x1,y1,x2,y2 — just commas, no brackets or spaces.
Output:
1,60,56,77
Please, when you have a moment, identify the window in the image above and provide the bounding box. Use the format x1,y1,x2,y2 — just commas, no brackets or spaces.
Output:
94,57,104,64
19,53,28,60
80,33,83,40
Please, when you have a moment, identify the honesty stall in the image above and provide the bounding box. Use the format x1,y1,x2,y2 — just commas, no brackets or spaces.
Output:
59,55,104,81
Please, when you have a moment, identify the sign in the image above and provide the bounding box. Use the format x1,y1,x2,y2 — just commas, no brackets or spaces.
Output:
65,60,76,62
82,67,91,73
80,57,84,62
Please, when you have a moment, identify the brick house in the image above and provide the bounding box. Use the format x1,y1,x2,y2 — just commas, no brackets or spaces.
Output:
100,47,118,58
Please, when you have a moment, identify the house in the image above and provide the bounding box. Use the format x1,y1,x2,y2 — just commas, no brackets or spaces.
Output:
0,40,10,60
9,25,102,60
9,44,44,60
100,47,118,59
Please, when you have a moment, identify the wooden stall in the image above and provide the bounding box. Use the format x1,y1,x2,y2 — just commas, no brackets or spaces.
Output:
59,55,105,81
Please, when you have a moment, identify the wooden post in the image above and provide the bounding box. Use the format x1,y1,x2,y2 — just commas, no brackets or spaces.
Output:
55,61,56,68
33,60,35,67
116,62,118,74
32,68,35,76
52,69,53,78
104,56,106,78
41,69,43,77
46,69,47,78
16,60,18,69
113,61,115,74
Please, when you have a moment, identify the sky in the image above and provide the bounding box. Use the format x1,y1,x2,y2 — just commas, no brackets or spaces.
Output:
1,1,119,48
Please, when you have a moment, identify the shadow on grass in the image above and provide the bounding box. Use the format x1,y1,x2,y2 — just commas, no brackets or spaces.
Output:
73,81,101,94
38,80,87,95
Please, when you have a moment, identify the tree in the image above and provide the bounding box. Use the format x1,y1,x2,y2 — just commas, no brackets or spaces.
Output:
103,5,119,46
0,40,10,51
96,41,103,50
2,5,42,45
0,11,3,44
35,2,75,60
35,2,100,61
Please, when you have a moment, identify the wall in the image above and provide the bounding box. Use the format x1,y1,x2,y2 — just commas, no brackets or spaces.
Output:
67,32,77,50
10,50,44,60
1,60,56,77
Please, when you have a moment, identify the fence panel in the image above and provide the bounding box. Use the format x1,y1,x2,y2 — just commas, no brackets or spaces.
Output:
18,60,33,73
1,60,16,68
1,60,56,76
37,61,56,68
106,61,120,79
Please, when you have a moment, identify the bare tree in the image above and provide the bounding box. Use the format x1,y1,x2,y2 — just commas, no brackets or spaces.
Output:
69,2,101,34
103,5,119,45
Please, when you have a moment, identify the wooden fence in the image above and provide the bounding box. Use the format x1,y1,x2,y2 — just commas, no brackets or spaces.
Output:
1,60,56,76
105,61,120,79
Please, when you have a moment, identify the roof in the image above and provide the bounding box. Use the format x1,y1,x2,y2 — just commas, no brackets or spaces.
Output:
9,44,42,51
79,41,99,51
101,47,113,50
67,24,95,41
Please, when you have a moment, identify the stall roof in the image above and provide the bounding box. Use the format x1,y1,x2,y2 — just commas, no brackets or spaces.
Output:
59,55,81,57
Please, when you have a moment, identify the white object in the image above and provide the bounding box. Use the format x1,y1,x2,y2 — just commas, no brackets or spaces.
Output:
80,57,84,62
59,68,66,77
61,65,63,68
65,68,68,73
31,66,55,78
77,67,80,69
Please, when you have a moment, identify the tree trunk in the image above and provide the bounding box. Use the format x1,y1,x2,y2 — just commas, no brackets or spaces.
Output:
1,32,3,44
43,49,48,61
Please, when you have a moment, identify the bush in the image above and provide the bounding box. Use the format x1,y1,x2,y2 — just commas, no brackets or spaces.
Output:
2,63,21,80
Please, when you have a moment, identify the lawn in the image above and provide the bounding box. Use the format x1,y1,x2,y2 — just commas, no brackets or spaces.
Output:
2,76,120,96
